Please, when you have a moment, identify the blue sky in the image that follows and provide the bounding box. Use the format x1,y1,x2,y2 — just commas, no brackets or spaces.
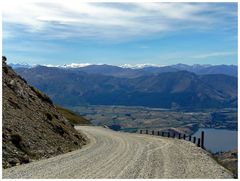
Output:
2,2,238,66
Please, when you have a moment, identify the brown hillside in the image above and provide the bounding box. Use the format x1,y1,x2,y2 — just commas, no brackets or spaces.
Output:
2,58,87,168
56,106,91,125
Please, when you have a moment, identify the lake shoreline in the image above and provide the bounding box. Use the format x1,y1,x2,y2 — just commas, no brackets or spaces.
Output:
192,128,237,153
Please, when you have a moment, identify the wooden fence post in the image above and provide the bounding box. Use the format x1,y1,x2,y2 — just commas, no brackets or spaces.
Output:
193,137,196,143
140,130,142,134
173,132,175,138
146,130,148,134
162,132,164,137
189,135,191,141
178,133,181,139
157,131,160,136
197,138,201,147
168,132,170,138
183,134,186,140
152,130,154,135
201,131,205,149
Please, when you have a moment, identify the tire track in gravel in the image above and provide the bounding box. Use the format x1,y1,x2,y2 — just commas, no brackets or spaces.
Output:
3,126,233,179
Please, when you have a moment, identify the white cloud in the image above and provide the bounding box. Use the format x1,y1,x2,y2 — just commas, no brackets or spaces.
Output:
191,51,236,59
2,1,237,40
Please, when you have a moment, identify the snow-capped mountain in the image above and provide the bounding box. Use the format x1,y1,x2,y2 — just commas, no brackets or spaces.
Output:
120,64,163,69
10,62,237,77
14,65,237,110
44,63,93,68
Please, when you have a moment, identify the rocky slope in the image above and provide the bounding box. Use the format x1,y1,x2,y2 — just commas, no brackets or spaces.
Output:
2,59,87,168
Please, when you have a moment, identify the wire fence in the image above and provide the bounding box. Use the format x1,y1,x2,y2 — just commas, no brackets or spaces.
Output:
139,129,205,149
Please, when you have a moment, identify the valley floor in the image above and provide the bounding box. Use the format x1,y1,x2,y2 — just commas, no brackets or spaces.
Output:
3,126,233,179
73,105,237,132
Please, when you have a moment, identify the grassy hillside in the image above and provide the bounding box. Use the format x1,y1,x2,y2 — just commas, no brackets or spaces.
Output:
56,106,91,125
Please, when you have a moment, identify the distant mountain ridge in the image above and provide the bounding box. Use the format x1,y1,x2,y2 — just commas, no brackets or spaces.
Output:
11,63,237,77
14,65,237,110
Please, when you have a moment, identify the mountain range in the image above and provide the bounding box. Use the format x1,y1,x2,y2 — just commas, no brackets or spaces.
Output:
14,64,237,110
11,63,237,78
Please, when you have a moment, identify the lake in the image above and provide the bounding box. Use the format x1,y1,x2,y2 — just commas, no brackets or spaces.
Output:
192,128,238,153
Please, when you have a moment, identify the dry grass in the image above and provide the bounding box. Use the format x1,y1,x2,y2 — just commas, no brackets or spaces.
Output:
207,149,238,179
30,85,53,105
56,106,91,125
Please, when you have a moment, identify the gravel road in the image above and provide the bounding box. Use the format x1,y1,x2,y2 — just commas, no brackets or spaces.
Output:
3,126,233,179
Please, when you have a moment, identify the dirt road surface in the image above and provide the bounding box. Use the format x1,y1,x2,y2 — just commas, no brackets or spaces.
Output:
3,126,233,179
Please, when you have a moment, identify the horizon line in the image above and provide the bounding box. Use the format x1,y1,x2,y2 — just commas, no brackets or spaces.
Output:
8,62,238,69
